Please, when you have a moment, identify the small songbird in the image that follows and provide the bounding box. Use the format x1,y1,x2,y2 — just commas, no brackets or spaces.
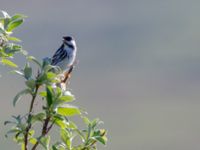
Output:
51,36,77,73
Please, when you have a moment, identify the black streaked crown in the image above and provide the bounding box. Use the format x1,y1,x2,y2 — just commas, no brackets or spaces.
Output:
63,36,73,41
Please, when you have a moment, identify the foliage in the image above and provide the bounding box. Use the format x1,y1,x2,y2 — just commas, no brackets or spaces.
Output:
1,11,107,150
0,10,26,68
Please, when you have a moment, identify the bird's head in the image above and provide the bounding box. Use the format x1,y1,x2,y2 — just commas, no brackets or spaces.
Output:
63,36,76,48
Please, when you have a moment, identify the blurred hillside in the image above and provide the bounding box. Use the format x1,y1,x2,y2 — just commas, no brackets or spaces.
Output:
1,0,200,149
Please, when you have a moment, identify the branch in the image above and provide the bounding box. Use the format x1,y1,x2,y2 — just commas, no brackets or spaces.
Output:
24,85,39,150
31,116,52,150
46,121,55,133
61,65,74,83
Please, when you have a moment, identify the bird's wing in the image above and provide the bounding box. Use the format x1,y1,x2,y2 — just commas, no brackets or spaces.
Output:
51,44,68,65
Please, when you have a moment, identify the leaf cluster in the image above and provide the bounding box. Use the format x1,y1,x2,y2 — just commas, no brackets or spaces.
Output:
2,11,107,150
0,11,26,68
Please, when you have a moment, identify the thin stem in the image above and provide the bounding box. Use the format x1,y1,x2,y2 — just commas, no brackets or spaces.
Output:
31,116,51,150
46,121,55,133
62,65,74,83
29,85,39,113
24,85,39,150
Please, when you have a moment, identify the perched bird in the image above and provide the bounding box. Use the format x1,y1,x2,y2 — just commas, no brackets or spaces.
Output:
51,36,77,73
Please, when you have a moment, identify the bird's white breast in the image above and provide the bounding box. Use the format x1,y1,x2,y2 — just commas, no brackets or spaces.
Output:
57,46,76,72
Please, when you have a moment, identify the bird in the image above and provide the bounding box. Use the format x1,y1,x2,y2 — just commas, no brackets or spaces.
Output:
51,36,77,73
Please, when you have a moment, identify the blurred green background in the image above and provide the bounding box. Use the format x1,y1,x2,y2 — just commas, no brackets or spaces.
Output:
1,0,200,149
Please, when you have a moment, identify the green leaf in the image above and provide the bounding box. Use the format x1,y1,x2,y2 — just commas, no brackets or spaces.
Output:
75,129,85,142
68,121,77,129
52,145,58,150
24,62,32,79
39,91,47,97
59,92,75,102
55,87,62,98
52,91,75,109
31,113,45,124
1,14,10,29
40,136,50,150
44,65,55,72
2,11,10,18
55,119,68,129
4,120,15,125
28,130,35,136
46,86,53,107
1,58,18,68
60,129,71,149
21,143,25,150
5,128,20,137
3,43,22,57
15,135,24,143
11,14,27,21
93,129,106,137
0,48,9,57
46,72,57,79
20,49,28,56
29,137,37,145
5,30,12,35
27,56,42,68
57,105,81,116
7,36,21,42
6,19,23,32
51,142,66,150
58,96,73,103
82,116,90,125
4,44,22,55
12,115,21,122
92,129,107,145
0,22,4,31
91,118,102,129
11,70,24,76
95,136,107,145
36,73,47,84
13,89,31,106
86,123,92,141
12,44,22,50
25,79,36,90
42,57,52,69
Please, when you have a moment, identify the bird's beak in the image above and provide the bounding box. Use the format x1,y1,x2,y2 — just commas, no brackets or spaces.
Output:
63,39,67,44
